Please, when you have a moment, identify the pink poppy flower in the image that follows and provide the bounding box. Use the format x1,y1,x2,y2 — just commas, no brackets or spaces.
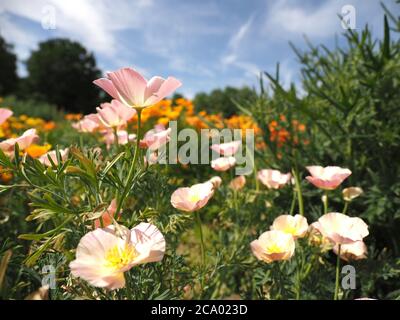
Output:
96,99,136,128
70,223,165,290
229,175,246,191
251,230,295,263
39,148,69,167
271,214,309,239
333,241,367,261
313,212,369,245
93,67,182,109
308,222,334,252
210,140,241,156
102,130,136,149
171,181,214,212
306,166,352,190
0,128,39,157
72,117,99,133
342,187,363,202
143,151,159,166
208,176,223,189
0,108,13,125
211,156,236,171
140,125,171,151
94,199,120,229
257,169,291,189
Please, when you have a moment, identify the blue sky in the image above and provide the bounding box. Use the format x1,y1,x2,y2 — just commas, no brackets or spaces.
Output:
0,0,398,98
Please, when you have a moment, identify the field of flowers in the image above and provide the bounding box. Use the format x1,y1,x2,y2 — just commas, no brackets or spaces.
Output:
0,14,400,301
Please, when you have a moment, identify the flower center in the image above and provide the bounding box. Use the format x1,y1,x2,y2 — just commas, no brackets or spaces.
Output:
105,244,138,270
266,243,284,254
282,224,298,235
188,191,201,203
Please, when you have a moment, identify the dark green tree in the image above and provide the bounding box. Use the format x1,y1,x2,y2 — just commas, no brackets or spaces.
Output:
25,38,102,113
193,86,257,117
0,35,18,95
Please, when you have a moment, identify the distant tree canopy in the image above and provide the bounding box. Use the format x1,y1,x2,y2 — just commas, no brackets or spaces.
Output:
193,86,257,117
0,35,18,96
25,38,102,113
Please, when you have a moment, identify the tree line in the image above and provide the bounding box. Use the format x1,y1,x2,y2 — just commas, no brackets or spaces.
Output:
0,35,255,116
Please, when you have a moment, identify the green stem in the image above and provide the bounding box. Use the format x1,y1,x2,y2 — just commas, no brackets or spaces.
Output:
323,190,329,215
289,187,297,215
246,148,260,192
195,211,206,266
342,201,349,215
295,245,302,300
113,127,119,147
195,211,206,294
79,135,84,150
253,162,259,192
334,244,341,300
292,168,304,215
115,109,142,216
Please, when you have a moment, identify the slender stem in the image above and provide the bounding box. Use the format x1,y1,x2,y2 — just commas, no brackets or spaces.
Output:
295,244,302,300
113,127,119,147
342,201,349,215
292,168,304,215
253,156,259,192
289,187,297,215
195,211,206,294
195,211,206,266
323,190,329,214
79,135,84,150
334,244,341,300
233,189,238,210
247,145,259,192
115,108,142,216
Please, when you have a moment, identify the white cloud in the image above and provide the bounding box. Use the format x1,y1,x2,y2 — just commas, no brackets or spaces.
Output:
0,0,227,80
0,0,154,57
0,14,34,59
264,0,340,38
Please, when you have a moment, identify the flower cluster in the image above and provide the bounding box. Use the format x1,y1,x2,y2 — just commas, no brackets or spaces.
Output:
0,110,56,139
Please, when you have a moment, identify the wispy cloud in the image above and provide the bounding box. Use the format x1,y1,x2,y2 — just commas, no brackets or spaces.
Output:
221,15,261,77
264,0,340,38
228,15,254,51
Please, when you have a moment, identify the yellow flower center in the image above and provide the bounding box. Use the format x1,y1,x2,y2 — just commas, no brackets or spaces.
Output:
265,243,284,254
282,225,298,235
105,244,138,270
188,191,201,203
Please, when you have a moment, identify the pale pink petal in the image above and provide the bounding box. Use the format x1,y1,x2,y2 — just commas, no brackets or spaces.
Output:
94,199,119,228
39,148,69,167
143,77,182,106
211,157,236,171
210,140,241,156
144,76,165,101
130,223,166,265
229,175,246,191
19,129,39,149
171,182,214,212
0,108,13,125
107,68,147,106
93,78,119,100
306,165,351,190
257,169,291,189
